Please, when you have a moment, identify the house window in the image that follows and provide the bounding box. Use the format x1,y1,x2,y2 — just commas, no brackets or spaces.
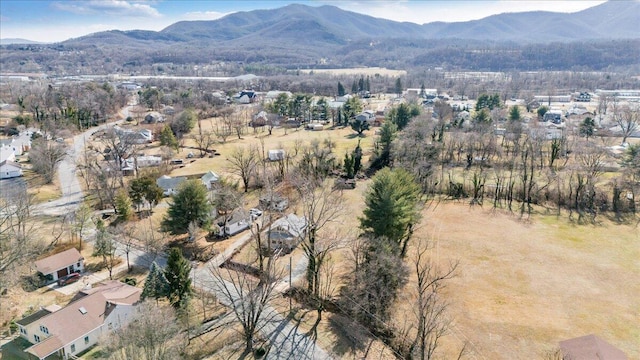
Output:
39,325,49,335
71,344,76,353
77,262,81,268
20,327,27,335
84,336,89,344
34,334,40,343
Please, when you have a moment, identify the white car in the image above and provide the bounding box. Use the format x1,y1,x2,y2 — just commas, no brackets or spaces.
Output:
249,208,263,218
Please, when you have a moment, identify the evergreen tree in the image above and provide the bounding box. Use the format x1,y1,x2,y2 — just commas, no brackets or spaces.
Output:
365,76,371,92
360,168,421,257
579,116,596,140
165,248,192,309
129,176,163,213
350,117,370,136
353,141,363,175
351,80,358,94
395,78,403,97
537,106,549,119
114,189,133,221
141,261,169,302
509,106,521,122
160,125,179,150
161,180,212,234
337,82,345,96
343,152,355,179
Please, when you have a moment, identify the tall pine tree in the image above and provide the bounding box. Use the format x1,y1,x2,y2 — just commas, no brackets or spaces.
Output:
165,248,192,309
141,261,169,302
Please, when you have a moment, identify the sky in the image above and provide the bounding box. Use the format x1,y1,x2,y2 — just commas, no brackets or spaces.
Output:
0,0,608,43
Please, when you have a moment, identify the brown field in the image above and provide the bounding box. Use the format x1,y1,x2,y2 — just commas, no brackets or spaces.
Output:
408,203,639,359
297,67,407,77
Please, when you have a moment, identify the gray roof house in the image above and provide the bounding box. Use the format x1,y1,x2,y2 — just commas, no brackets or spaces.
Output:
156,175,187,196
201,171,220,190
267,214,307,251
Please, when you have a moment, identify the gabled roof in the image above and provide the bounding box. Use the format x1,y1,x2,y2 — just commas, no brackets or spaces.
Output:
269,214,307,238
156,175,187,191
201,171,220,184
0,159,22,169
24,281,141,359
34,248,83,275
559,334,628,360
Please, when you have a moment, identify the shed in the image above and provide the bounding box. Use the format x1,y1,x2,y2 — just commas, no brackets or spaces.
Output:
268,149,285,162
34,248,84,284
559,334,628,360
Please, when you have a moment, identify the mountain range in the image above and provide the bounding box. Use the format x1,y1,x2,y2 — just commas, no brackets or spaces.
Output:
66,1,640,46
1,1,639,73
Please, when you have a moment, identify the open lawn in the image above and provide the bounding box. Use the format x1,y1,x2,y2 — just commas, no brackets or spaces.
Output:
297,67,407,77
408,203,639,359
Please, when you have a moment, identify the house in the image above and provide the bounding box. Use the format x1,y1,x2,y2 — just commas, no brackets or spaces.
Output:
250,111,273,128
266,214,307,251
355,110,376,125
543,110,563,124
120,155,162,176
215,210,250,237
0,145,17,163
559,334,628,360
18,281,141,360
156,175,187,196
144,111,164,124
114,126,153,144
0,159,23,179
201,171,220,190
259,194,289,211
268,149,286,162
574,92,592,102
34,248,84,285
233,90,258,104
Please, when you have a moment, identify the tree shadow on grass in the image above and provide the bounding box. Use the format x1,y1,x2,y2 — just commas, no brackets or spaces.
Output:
327,313,371,357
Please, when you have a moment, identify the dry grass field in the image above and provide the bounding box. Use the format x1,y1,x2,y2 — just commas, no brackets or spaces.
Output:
409,203,640,359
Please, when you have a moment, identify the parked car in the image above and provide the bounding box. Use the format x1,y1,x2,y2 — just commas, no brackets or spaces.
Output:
57,272,81,286
249,208,263,218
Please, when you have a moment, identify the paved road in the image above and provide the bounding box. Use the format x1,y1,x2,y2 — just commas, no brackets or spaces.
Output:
34,105,131,216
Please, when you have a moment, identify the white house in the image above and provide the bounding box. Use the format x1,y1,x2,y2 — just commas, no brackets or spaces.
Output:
215,210,250,237
18,281,141,360
0,145,17,163
201,171,220,190
0,159,23,179
34,248,84,284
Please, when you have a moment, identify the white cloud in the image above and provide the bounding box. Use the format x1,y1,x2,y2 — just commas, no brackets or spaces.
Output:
52,0,161,18
333,0,607,24
181,11,228,21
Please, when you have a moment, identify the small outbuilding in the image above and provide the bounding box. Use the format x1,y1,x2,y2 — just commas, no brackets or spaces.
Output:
201,171,220,190
34,248,84,284
559,334,628,360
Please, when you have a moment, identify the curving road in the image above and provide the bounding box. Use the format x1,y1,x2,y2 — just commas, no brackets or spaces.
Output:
34,106,131,216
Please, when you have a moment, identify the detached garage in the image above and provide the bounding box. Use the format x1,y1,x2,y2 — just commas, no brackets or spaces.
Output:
34,248,84,285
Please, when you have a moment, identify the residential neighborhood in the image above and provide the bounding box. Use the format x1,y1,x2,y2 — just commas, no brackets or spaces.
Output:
0,2,639,360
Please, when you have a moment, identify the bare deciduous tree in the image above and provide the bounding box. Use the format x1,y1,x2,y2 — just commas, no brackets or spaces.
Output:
29,138,67,184
395,238,459,360
227,146,259,193
208,253,282,356
103,301,184,360
614,105,639,145
0,191,47,288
